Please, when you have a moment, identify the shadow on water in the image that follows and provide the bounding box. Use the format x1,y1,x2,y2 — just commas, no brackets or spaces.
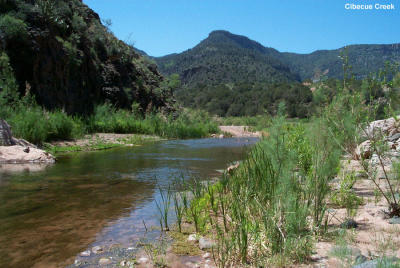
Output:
0,137,257,267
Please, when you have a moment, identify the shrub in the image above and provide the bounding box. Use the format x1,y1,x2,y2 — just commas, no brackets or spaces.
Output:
0,14,28,40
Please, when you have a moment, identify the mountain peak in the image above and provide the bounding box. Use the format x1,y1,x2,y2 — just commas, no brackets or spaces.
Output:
202,30,267,54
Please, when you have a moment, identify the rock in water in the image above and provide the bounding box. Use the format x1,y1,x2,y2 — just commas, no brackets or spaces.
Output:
91,246,103,254
0,119,14,146
98,258,112,265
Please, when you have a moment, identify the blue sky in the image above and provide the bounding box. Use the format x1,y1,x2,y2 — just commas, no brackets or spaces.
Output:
83,0,400,57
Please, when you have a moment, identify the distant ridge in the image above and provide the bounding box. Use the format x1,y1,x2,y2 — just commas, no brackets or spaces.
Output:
155,30,400,85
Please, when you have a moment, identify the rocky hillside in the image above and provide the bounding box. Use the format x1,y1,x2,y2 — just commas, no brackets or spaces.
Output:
279,44,400,81
0,0,173,115
155,30,400,84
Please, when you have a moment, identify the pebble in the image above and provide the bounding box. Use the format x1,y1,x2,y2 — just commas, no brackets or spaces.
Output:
203,252,211,259
74,259,81,266
120,260,128,266
80,250,91,257
138,257,149,264
199,237,216,250
188,234,198,242
92,245,103,254
98,258,112,266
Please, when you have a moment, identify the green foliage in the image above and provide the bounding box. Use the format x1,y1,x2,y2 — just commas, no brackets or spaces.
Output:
331,172,363,218
71,12,86,32
178,82,312,117
0,14,28,40
173,115,341,266
0,52,19,108
156,30,297,88
87,104,218,139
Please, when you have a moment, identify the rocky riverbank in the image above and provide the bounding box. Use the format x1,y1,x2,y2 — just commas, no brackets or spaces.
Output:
0,119,55,164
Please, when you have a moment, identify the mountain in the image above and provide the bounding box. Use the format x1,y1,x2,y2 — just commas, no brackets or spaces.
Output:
279,44,400,80
155,30,400,84
0,0,172,115
155,30,299,87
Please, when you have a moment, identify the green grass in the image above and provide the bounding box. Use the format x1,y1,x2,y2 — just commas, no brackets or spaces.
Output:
0,99,219,146
169,114,341,266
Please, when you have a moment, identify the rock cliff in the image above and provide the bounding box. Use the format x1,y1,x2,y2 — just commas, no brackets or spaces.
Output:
0,0,173,115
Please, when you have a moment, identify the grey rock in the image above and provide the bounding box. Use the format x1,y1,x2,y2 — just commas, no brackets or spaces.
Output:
0,119,37,148
92,246,103,254
199,237,215,250
389,133,400,142
389,216,400,224
340,219,358,229
80,250,91,257
0,119,14,146
188,234,199,242
203,252,211,259
354,254,368,265
98,258,112,265
137,257,149,264
356,140,372,160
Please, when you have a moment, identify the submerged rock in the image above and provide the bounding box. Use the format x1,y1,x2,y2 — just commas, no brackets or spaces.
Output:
92,246,103,254
98,258,112,265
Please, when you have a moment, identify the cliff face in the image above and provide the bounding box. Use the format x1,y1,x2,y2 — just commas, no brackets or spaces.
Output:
0,0,172,114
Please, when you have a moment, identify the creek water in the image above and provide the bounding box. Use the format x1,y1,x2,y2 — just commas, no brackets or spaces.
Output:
0,137,257,267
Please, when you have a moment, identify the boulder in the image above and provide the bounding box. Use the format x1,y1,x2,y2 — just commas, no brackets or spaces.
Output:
199,237,215,250
364,116,399,138
0,119,14,146
0,146,55,163
98,258,112,266
355,140,372,160
227,162,240,174
388,133,400,142
0,119,54,164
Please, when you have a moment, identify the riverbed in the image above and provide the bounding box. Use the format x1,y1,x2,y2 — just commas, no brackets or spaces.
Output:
0,137,257,267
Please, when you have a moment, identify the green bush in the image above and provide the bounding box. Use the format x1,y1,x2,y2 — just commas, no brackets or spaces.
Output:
0,52,19,108
87,104,218,139
0,14,28,40
8,106,48,145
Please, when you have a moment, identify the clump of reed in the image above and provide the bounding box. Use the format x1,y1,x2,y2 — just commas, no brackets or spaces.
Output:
169,113,341,266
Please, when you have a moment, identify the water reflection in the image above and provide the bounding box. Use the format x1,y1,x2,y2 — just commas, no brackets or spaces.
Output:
0,137,257,267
